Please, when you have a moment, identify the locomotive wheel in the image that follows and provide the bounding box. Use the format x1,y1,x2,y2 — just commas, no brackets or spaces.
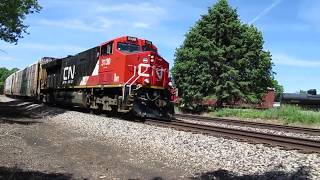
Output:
105,106,118,117
90,104,103,115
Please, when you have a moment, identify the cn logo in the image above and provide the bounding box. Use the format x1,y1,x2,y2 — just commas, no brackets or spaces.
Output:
156,67,163,81
63,65,75,81
138,64,150,77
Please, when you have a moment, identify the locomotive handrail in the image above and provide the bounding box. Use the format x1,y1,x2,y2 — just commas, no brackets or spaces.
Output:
122,65,137,100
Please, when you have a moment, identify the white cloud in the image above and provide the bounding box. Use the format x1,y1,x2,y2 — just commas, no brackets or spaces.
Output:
250,0,283,24
132,22,150,29
98,17,115,29
37,2,169,31
96,2,166,16
259,23,310,32
0,56,16,61
94,2,167,29
39,19,100,32
273,53,320,67
298,0,320,29
3,42,85,52
38,17,150,31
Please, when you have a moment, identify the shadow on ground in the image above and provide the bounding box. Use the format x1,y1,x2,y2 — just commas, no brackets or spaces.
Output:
0,166,72,180
191,165,310,180
0,98,66,124
0,96,137,125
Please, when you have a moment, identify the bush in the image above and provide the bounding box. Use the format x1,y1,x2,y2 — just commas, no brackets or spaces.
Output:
0,82,3,94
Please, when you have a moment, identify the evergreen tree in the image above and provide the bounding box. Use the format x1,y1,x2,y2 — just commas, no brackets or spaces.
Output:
172,0,274,109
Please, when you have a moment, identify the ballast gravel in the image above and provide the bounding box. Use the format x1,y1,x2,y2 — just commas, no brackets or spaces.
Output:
49,111,320,179
179,118,320,141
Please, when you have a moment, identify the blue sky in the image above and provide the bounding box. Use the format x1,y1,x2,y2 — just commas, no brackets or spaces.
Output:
0,0,319,93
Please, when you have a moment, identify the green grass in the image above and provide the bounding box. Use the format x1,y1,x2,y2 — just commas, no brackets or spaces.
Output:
209,105,320,125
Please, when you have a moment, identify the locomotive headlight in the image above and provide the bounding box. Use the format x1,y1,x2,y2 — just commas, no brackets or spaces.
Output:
150,55,155,63
144,78,150,84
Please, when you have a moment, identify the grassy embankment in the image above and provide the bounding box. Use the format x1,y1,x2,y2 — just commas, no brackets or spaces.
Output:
209,105,320,125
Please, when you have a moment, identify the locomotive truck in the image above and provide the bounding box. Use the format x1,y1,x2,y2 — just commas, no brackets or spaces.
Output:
4,36,175,120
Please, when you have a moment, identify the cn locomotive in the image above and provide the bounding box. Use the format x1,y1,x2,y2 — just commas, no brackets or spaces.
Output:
4,36,175,120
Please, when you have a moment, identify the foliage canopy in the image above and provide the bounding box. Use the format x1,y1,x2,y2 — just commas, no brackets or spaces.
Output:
172,0,275,109
0,0,41,44
0,67,19,94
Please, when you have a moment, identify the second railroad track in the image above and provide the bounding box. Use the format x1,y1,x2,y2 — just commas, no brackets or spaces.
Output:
146,119,320,153
174,114,320,136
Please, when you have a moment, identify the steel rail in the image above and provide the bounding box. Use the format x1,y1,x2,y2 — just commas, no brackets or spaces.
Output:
174,114,320,136
146,119,320,153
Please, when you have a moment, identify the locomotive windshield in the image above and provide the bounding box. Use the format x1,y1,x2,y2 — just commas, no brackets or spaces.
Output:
142,45,157,52
117,42,140,53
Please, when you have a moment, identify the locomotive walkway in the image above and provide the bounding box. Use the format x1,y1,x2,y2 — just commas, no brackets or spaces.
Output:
146,118,320,153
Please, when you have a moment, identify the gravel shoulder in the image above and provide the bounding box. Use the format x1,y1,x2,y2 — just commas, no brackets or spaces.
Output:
1,95,320,179
0,96,185,179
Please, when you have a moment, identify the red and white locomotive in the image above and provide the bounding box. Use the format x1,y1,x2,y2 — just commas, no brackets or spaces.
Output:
4,36,175,120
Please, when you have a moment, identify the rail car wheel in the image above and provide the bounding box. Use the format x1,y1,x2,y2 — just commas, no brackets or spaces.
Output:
90,104,103,115
105,105,118,117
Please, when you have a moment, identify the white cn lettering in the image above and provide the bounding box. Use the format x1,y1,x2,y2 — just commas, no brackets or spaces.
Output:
138,64,150,77
69,65,75,79
63,67,68,81
63,65,75,81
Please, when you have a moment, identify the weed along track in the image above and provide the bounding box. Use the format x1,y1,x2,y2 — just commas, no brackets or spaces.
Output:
146,118,320,153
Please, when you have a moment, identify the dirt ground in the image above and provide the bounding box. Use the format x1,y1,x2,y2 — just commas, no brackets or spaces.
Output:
0,96,188,179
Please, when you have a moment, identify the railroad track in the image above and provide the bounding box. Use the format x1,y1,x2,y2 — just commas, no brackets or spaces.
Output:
175,114,320,136
146,119,320,153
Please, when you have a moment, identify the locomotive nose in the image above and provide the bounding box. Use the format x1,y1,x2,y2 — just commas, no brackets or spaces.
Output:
138,52,167,87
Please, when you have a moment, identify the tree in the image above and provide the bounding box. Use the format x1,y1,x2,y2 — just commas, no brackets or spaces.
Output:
0,67,18,81
272,79,284,102
0,67,19,94
298,90,307,94
0,0,41,44
172,0,274,109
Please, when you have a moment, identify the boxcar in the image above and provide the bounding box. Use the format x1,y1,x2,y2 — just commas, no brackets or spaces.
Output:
4,74,13,95
6,62,41,98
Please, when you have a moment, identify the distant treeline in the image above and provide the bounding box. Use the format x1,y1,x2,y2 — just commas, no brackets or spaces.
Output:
0,67,19,94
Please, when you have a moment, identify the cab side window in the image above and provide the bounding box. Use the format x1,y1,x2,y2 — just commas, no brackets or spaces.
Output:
101,42,113,56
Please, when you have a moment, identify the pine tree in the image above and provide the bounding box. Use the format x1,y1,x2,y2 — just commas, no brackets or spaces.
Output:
172,0,274,109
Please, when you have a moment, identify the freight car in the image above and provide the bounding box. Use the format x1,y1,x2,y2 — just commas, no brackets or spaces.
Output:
4,36,175,120
281,90,320,108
